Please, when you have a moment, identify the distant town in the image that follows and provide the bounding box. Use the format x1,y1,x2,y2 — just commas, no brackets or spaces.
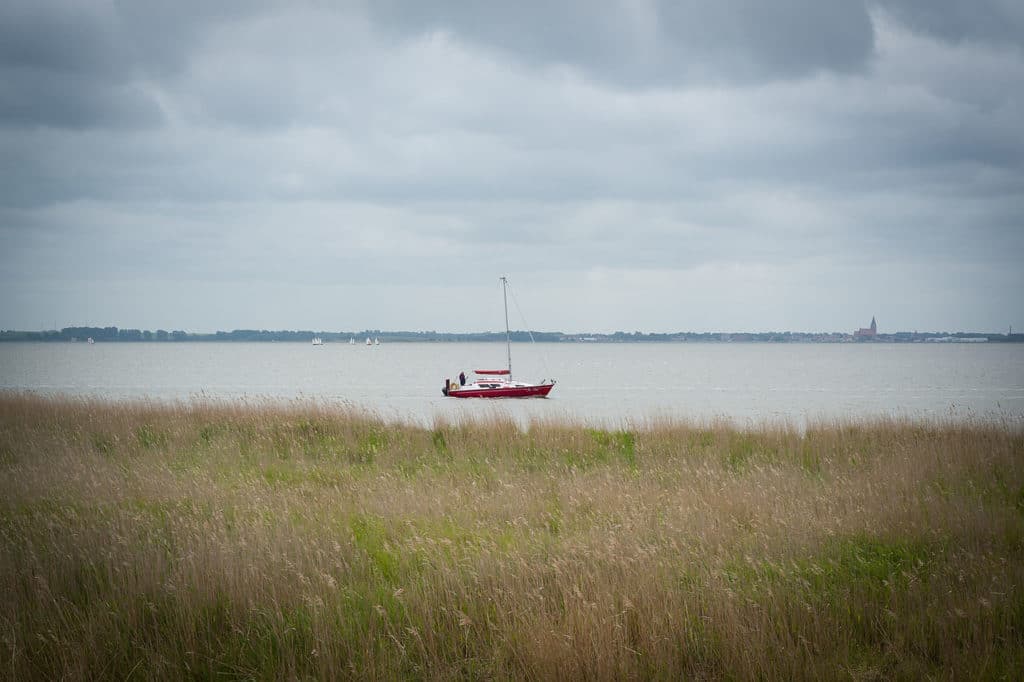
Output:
1,318,1021,343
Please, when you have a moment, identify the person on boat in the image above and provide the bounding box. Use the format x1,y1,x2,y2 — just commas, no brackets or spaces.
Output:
459,371,466,386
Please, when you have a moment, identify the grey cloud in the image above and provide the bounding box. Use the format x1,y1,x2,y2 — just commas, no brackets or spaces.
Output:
0,68,163,129
0,0,266,76
0,1,145,128
1,1,1022,332
876,0,1024,49
0,0,264,129
655,1,874,80
370,0,876,85
0,2,126,75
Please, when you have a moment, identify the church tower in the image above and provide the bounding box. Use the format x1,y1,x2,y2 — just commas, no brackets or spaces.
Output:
855,316,878,338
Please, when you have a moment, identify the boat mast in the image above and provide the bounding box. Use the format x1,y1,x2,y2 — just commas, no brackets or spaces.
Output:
501,276,512,378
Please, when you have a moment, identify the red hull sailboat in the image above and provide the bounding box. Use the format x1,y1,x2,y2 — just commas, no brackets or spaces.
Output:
445,369,555,398
443,278,556,399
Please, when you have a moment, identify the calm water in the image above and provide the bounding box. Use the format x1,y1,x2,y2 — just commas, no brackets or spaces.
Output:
2,342,1023,426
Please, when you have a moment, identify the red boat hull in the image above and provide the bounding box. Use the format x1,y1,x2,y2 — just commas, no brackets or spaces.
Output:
449,383,554,398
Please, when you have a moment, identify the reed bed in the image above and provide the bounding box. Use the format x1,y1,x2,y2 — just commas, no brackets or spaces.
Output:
1,393,1022,680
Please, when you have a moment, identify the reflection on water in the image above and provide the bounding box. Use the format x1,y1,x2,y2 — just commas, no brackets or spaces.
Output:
1,342,1022,427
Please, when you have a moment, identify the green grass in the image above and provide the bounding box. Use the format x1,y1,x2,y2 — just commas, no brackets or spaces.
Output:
1,394,1022,680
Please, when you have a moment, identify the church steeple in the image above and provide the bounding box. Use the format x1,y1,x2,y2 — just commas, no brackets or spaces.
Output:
855,316,878,338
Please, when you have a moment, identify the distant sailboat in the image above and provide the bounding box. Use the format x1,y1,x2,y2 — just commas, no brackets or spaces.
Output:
349,337,356,345
312,336,323,346
374,337,380,345
86,337,95,344
366,337,372,346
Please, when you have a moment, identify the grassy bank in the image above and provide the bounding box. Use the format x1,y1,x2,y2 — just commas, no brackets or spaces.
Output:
1,394,1022,680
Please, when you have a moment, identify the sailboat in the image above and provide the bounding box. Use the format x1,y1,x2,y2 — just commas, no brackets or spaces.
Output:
365,337,372,346
443,277,556,398
311,336,323,346
349,337,356,345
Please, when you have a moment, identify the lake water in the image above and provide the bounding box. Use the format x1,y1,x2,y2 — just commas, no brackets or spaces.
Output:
1,342,1023,427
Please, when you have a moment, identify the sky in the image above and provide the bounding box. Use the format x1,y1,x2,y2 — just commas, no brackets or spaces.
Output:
1,0,1022,335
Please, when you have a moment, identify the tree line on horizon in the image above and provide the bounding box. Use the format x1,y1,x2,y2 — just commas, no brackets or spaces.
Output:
0,326,1020,343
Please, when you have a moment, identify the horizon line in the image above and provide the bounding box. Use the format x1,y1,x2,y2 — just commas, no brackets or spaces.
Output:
2,326,1017,337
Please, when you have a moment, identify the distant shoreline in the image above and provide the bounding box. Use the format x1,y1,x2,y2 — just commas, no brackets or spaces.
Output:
3,327,1023,344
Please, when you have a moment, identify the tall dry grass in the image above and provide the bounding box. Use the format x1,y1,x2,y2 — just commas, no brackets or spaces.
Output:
0,393,1022,680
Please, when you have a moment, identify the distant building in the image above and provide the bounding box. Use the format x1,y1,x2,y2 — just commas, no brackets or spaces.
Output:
854,316,877,338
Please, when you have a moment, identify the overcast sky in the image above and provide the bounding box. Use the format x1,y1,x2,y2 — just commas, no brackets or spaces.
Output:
1,0,1022,334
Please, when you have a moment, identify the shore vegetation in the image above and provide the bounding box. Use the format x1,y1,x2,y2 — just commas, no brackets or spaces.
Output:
1,394,1022,679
